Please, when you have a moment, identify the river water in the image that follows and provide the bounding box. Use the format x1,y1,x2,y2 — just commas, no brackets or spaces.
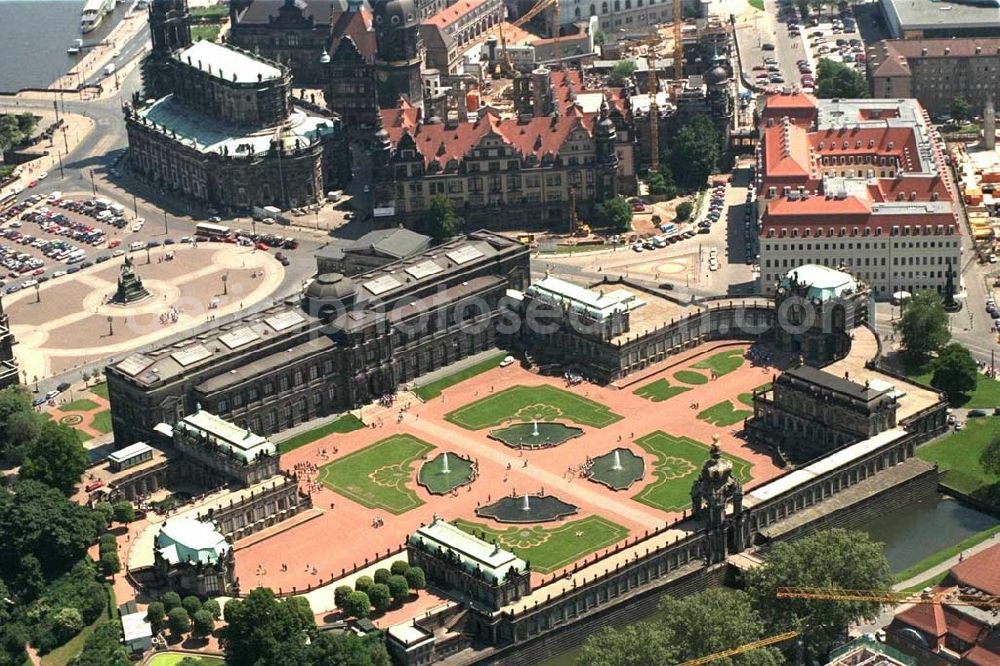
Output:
0,0,129,93
538,494,998,666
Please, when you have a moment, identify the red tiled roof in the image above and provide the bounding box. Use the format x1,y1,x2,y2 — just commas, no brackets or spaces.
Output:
329,8,375,60
424,0,490,28
893,602,946,644
380,106,599,168
950,543,1000,596
761,92,818,126
963,644,1000,666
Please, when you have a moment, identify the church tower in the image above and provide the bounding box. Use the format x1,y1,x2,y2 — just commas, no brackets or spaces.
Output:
142,0,192,98
372,0,424,110
690,436,748,563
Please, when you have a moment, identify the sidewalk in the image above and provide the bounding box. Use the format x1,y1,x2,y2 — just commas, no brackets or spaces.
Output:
892,533,1000,591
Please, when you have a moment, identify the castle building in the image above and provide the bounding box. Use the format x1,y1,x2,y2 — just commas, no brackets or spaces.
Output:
314,227,431,275
125,0,347,212
373,69,633,231
373,0,427,110
0,297,20,390
105,231,530,446
690,437,748,564
756,93,962,299
420,0,505,74
151,517,237,597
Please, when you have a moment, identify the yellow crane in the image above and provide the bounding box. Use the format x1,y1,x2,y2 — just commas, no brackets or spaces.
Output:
676,630,800,666
776,587,1000,608
634,34,662,171
673,0,682,80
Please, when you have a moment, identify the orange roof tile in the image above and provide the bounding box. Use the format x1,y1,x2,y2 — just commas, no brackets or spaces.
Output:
949,543,1000,596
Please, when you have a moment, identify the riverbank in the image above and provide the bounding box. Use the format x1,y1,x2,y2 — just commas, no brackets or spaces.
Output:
892,523,1000,590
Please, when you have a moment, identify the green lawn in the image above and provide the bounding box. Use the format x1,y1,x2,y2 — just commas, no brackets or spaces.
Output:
917,418,1000,507
692,349,745,378
632,431,752,512
907,361,1000,408
899,571,949,595
697,400,752,427
414,352,508,401
191,24,221,42
738,382,772,408
452,515,629,573
61,398,98,412
748,0,764,9
673,370,709,385
90,410,112,434
89,382,108,399
277,414,365,453
147,654,224,666
444,384,623,430
893,524,1000,583
190,4,229,18
318,434,434,514
633,378,691,403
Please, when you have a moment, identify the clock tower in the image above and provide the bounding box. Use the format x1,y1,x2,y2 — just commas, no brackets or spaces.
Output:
372,0,424,111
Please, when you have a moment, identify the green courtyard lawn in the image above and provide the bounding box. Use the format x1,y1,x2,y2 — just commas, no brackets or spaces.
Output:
692,349,745,378
748,0,764,9
191,24,221,42
907,361,1000,408
452,515,629,573
697,400,753,427
318,434,434,514
444,384,622,430
917,418,1000,508
90,410,112,434
414,352,508,401
60,398,98,412
147,654,224,666
738,382,772,408
632,431,752,512
277,414,365,453
89,382,108,399
673,370,709,385
633,378,691,403
190,4,228,18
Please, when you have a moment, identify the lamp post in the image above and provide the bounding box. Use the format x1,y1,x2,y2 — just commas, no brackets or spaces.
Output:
34,283,40,304
222,273,228,296
107,315,114,337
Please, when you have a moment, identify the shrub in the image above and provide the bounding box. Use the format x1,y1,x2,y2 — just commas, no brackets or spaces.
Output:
167,607,190,635
354,575,374,594
192,609,215,638
99,550,120,576
182,595,202,617
345,591,371,619
388,575,410,603
334,585,353,610
368,584,391,612
373,568,391,585
51,607,83,643
111,501,135,524
146,601,165,628
675,201,694,221
405,566,426,591
160,591,182,612
390,561,410,577
201,598,221,620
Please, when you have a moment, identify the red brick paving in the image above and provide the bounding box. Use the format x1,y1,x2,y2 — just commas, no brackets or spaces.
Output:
233,344,785,594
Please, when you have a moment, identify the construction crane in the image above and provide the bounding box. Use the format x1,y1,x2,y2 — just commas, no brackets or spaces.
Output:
672,0,682,80
634,34,662,171
676,631,800,666
776,587,1000,608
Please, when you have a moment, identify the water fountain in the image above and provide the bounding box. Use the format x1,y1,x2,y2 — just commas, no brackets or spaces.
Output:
532,419,540,437
611,449,622,471
522,494,531,511
441,452,451,474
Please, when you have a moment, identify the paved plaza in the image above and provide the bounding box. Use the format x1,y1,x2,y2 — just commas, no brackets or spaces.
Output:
7,244,283,380
230,342,786,613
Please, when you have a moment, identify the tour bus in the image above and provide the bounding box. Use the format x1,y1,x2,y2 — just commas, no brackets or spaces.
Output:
65,249,86,264
109,203,125,216
195,222,232,240
94,198,113,211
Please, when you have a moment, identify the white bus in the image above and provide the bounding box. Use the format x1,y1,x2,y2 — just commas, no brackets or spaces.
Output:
195,222,232,240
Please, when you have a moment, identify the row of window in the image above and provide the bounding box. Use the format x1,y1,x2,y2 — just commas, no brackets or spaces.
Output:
764,225,957,239
765,239,960,251
768,256,955,270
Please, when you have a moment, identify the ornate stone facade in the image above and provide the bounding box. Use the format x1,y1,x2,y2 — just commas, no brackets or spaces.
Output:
690,437,748,563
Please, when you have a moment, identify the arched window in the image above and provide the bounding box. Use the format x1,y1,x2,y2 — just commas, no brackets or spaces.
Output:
575,6,581,17
590,3,596,14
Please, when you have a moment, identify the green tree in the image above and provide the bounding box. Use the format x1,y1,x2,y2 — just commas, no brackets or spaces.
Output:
0,387,38,461
373,568,391,585
952,95,972,123
670,115,721,190
607,60,637,86
354,575,374,594
111,501,135,524
306,631,391,666
72,621,129,666
14,553,45,601
675,201,694,221
182,595,202,616
0,481,99,581
579,622,678,666
816,58,869,99
146,601,165,629
345,591,371,619
4,410,41,463
192,609,216,639
0,622,28,666
334,585,354,610
387,575,409,603
404,566,425,591
18,421,88,494
99,550,120,576
390,560,410,577
220,588,313,666
597,195,633,232
931,343,978,402
52,607,85,644
93,502,114,528
593,29,606,47
160,591,182,612
980,434,1000,475
746,529,892,660
421,195,462,242
202,598,222,620
895,289,950,364
167,607,190,636
368,583,391,613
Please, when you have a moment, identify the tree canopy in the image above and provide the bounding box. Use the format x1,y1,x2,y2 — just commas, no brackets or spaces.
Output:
745,529,893,660
596,196,633,232
221,588,314,666
19,420,89,494
579,588,781,666
669,115,720,190
304,632,390,666
71,621,129,666
951,95,972,123
607,61,637,86
420,195,462,242
0,113,39,153
815,59,868,99
895,289,950,364
931,343,978,402
981,433,1000,476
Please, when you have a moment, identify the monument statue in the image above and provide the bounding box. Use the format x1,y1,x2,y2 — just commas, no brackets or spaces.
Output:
111,255,151,304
